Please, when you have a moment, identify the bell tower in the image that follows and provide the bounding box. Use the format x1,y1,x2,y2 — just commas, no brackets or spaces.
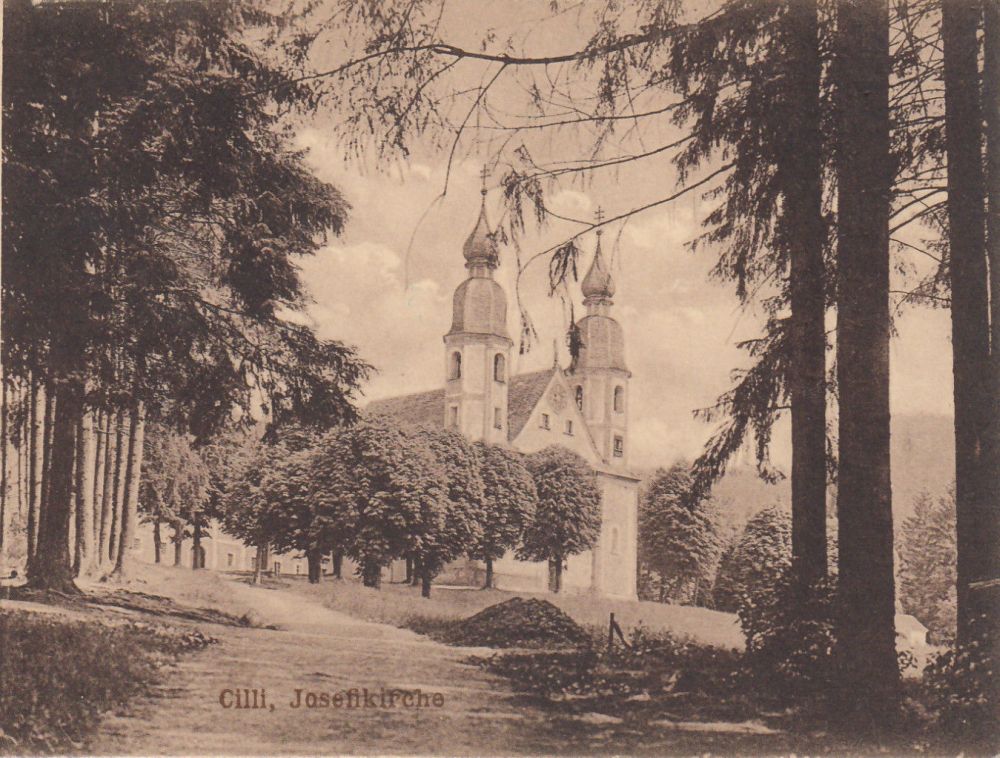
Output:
569,215,630,466
442,174,512,444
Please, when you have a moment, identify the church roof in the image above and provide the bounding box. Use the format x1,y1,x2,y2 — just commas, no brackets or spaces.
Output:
506,368,556,440
366,387,445,430
365,367,556,442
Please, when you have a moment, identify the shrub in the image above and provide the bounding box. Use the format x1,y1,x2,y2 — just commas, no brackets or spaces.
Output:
737,570,837,703
921,640,997,750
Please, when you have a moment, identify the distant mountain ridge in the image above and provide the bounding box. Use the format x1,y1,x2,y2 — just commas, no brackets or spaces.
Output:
641,413,955,534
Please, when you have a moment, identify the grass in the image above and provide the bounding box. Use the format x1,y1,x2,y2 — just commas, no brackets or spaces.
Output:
0,609,214,755
288,575,744,650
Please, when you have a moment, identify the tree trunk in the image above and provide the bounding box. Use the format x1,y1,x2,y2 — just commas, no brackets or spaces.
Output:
362,561,381,588
153,518,162,564
108,409,128,565
73,409,95,576
26,377,42,568
784,0,828,590
484,557,494,589
411,558,421,586
833,0,899,725
332,550,343,579
253,542,266,584
421,569,432,598
306,549,322,583
192,519,203,569
91,409,106,550
173,520,184,566
98,410,118,567
112,402,145,579
27,377,82,592
549,556,563,593
980,0,1000,677
0,378,9,554
41,384,55,517
943,0,996,647
405,555,413,584
17,383,27,530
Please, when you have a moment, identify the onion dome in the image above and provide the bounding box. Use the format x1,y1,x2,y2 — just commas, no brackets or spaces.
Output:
448,277,509,337
462,196,499,269
581,233,615,303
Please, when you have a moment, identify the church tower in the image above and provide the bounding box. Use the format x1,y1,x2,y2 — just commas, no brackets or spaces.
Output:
442,183,512,444
569,226,630,467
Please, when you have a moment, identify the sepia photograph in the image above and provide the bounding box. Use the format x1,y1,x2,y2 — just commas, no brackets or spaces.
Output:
1,0,998,754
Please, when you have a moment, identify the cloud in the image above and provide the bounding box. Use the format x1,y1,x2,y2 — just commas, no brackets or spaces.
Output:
298,241,451,400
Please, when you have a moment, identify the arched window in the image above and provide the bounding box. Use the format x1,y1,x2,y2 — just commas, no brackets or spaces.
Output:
494,353,506,382
613,385,625,413
449,351,462,380
575,385,584,411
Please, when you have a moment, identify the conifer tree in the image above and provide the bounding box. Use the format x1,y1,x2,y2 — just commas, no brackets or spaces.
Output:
639,463,720,604
832,0,899,722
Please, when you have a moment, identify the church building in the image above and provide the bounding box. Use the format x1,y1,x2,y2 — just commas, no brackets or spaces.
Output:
368,188,639,599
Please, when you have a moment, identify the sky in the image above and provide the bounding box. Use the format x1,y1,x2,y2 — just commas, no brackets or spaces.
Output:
283,1,955,472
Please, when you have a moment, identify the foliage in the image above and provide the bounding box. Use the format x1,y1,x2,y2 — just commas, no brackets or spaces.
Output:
468,441,537,565
140,424,211,535
2,1,368,430
898,490,957,642
0,609,212,754
713,506,792,613
411,429,486,580
473,624,745,721
518,446,601,565
737,570,837,703
309,419,447,582
921,639,998,749
638,462,721,605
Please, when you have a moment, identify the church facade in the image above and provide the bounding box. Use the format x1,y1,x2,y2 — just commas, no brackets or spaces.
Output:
368,192,639,599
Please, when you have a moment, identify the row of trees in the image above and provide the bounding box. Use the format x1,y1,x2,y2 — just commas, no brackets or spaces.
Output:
0,1,370,587
219,419,602,597
312,0,999,727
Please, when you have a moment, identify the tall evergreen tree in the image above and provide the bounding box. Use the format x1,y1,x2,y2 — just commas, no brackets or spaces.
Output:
832,0,900,723
942,0,995,647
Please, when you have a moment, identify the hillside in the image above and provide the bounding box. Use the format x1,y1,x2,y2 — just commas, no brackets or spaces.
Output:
648,413,955,535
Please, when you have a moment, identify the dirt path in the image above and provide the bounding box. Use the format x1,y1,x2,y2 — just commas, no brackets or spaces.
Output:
90,578,569,755
84,578,803,755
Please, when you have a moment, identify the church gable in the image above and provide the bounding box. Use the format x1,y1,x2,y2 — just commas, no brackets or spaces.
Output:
509,370,604,465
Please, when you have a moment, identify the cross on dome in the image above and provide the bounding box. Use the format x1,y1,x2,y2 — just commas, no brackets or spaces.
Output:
582,207,615,303
462,166,499,269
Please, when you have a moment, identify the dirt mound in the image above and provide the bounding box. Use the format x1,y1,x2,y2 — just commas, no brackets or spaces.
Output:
448,597,591,648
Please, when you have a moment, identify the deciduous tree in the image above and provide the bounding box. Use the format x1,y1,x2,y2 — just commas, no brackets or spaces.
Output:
518,446,601,593
470,441,537,589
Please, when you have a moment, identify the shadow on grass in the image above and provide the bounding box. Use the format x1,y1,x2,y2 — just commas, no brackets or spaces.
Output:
7,585,273,629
